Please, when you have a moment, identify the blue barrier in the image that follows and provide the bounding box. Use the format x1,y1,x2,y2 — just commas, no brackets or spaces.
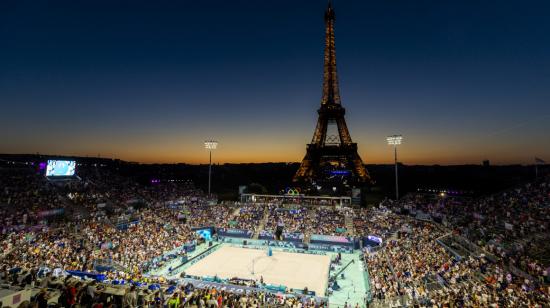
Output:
65,270,106,282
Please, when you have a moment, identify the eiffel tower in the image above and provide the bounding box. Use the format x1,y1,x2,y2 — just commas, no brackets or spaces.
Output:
294,1,370,190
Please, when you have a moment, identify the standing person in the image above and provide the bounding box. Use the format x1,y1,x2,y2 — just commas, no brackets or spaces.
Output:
65,282,77,307
167,293,180,308
85,281,98,305
123,286,138,308
35,288,50,308
158,287,165,306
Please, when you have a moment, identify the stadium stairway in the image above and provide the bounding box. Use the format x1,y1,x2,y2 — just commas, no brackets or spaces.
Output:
229,207,241,221
301,208,317,244
344,212,355,236
252,205,269,239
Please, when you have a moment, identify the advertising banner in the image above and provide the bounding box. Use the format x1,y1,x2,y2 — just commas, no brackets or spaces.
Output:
217,228,253,238
310,234,353,247
258,231,303,243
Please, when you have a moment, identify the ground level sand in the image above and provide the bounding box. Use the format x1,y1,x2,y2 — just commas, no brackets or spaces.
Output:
185,246,331,296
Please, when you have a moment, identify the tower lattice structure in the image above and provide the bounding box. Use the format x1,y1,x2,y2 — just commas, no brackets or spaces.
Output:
294,2,370,188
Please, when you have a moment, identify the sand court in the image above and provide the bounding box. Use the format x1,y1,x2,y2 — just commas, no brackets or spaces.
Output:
185,245,331,296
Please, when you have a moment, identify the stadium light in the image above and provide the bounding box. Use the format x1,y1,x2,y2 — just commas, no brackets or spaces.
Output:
387,135,403,200
204,141,218,150
204,140,218,196
386,135,402,145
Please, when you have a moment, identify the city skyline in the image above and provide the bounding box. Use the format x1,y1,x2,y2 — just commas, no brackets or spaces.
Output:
1,0,549,165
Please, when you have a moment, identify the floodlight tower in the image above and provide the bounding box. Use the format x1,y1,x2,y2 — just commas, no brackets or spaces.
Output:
204,140,218,196
386,135,403,200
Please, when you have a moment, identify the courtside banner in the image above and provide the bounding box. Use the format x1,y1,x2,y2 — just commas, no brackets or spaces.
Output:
308,243,354,253
310,234,353,247
258,230,274,240
217,228,253,238
258,231,304,243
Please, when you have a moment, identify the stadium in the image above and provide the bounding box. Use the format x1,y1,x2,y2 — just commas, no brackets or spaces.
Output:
0,157,549,307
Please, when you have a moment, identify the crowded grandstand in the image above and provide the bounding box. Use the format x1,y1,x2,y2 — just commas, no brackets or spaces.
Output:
1,159,549,307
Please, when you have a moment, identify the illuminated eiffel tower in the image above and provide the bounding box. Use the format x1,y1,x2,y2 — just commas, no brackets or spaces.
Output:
294,1,370,192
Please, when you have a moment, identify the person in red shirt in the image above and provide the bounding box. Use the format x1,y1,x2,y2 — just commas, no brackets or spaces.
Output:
65,282,77,307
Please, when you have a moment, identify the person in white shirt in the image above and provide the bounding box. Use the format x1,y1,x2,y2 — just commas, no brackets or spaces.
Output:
123,285,138,308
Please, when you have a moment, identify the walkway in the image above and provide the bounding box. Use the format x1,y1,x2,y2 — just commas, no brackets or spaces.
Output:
344,211,355,236
253,205,269,239
229,207,241,220
303,208,318,244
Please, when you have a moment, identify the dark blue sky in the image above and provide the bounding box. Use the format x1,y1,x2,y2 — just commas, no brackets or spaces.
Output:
1,0,549,164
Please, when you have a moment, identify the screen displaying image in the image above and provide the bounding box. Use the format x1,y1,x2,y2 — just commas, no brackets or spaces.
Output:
46,160,76,176
195,229,212,241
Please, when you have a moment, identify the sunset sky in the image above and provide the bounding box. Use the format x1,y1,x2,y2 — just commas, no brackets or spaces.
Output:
1,0,549,165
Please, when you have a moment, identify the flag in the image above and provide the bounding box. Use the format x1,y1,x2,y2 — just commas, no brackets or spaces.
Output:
535,157,545,164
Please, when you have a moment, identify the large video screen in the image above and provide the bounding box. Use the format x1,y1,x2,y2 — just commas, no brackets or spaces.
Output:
46,160,76,177
195,228,212,241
